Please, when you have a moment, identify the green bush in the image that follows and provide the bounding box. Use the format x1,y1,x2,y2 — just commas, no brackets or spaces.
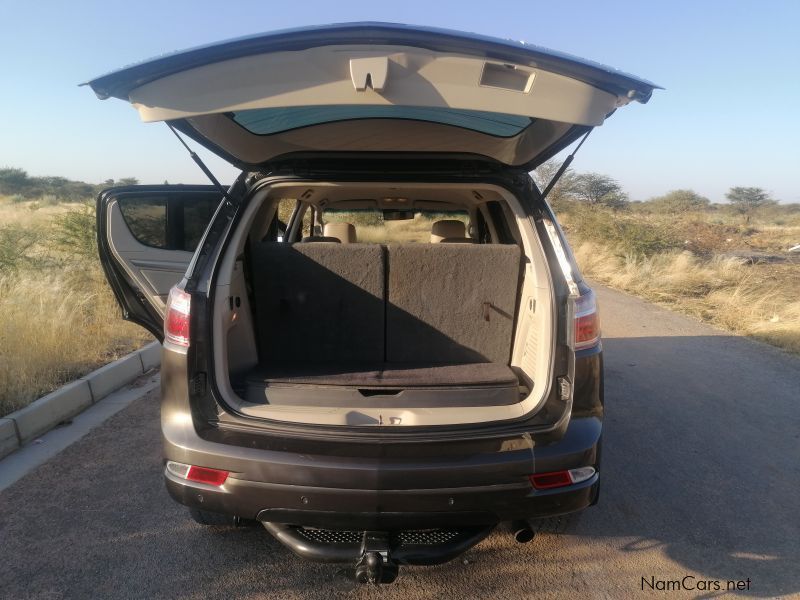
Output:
560,204,683,258
0,224,39,274
641,189,710,214
51,202,97,262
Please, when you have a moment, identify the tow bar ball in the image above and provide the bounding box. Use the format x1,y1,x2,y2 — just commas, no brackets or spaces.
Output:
355,552,399,584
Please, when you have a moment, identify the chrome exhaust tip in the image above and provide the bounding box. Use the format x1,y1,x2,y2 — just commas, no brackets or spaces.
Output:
512,521,535,543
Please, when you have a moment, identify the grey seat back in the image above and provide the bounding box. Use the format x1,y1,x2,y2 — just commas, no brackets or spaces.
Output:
250,243,385,362
386,243,521,364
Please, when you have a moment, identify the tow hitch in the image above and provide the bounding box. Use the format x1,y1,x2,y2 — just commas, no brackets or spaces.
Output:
260,521,494,584
354,532,399,584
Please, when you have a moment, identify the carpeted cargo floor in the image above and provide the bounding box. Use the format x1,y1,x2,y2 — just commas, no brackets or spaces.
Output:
242,361,518,388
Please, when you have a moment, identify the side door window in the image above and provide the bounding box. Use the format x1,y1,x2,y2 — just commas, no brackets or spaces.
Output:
118,194,218,252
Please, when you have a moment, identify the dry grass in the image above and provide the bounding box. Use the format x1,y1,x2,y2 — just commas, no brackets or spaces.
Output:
325,212,469,243
356,216,435,243
0,197,150,416
0,200,78,227
574,242,800,354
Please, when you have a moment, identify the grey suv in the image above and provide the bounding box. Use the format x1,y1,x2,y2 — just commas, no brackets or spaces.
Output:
89,23,656,584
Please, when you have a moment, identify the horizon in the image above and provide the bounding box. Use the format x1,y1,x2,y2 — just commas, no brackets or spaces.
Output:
4,163,798,207
2,1,798,203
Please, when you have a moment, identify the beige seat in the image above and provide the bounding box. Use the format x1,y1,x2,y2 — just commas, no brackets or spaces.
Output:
324,222,357,244
430,219,474,243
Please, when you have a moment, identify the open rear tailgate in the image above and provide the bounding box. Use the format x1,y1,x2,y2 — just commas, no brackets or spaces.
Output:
86,22,659,169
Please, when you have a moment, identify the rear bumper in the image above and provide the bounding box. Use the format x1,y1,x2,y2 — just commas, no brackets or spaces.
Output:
166,471,598,530
162,414,601,529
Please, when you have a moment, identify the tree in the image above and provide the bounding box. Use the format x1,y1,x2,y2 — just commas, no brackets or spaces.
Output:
572,172,628,209
0,167,31,195
725,187,776,223
533,160,577,208
117,177,139,186
646,189,710,213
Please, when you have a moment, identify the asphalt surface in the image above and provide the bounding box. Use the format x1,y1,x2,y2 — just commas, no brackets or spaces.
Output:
1,285,798,599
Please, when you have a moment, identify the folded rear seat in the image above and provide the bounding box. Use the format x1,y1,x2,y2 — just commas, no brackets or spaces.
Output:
386,243,522,364
244,241,522,402
249,242,385,363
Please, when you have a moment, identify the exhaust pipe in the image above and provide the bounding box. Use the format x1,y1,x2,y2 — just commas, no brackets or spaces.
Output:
512,520,535,543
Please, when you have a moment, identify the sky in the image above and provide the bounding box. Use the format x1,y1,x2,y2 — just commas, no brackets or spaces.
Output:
1,0,799,202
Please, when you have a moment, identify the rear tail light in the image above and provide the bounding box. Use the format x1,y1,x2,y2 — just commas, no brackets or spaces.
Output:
531,470,572,489
530,467,596,489
574,289,600,350
187,466,229,486
166,461,229,486
165,286,191,347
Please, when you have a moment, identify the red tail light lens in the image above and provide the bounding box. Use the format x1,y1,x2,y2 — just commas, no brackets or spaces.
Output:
530,467,596,489
574,289,600,350
186,465,229,486
165,286,191,347
531,470,573,489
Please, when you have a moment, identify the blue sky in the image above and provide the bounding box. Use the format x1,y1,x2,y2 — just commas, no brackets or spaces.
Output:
1,0,798,202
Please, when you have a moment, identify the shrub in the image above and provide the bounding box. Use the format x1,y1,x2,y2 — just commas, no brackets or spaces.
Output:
642,189,710,213
0,224,39,274
51,201,97,262
560,204,682,257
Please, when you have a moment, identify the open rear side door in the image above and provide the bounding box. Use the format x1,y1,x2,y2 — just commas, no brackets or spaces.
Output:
97,185,223,340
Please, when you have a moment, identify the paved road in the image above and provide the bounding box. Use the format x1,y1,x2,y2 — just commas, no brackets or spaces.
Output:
1,285,798,599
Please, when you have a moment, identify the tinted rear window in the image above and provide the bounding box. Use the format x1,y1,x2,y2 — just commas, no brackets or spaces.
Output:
322,209,469,243
118,196,167,248
232,106,533,137
118,193,219,251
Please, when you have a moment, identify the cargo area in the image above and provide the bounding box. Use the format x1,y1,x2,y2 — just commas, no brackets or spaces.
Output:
212,182,555,426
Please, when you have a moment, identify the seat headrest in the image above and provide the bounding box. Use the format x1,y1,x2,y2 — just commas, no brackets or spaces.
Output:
323,222,357,244
431,219,467,243
301,236,341,243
